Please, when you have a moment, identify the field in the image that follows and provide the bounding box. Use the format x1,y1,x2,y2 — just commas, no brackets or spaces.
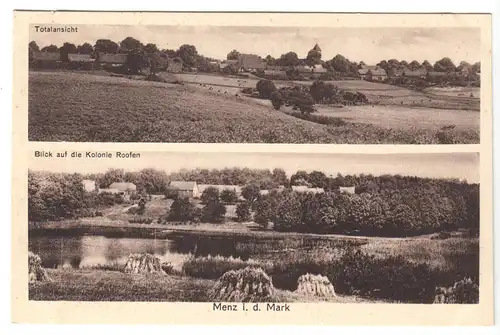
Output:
28,71,480,144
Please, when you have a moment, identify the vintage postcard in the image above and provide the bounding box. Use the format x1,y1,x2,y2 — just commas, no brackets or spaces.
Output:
11,11,493,326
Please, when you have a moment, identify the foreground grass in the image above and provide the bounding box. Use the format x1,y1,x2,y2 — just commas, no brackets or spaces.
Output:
29,71,479,144
29,269,374,303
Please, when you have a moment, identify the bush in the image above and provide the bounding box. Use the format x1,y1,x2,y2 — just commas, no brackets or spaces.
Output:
256,79,277,99
445,278,479,304
309,80,342,103
168,197,196,222
270,91,283,110
236,201,251,222
202,198,227,223
220,189,238,204
201,186,220,204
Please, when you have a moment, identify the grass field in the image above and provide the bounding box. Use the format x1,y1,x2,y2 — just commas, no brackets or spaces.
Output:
29,71,480,144
29,269,374,302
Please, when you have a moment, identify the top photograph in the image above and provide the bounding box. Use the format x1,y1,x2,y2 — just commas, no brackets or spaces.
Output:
27,17,486,144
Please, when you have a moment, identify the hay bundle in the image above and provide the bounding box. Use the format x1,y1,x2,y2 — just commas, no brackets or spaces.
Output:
295,273,336,298
123,253,162,274
211,266,275,302
28,251,51,283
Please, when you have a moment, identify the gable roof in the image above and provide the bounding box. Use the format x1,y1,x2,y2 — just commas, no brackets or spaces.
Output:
339,186,356,194
238,54,266,70
32,52,60,61
312,44,322,52
312,64,327,73
358,65,378,75
169,181,197,191
368,68,387,76
99,53,127,64
403,68,428,77
198,184,242,194
68,54,95,62
108,182,136,192
292,186,325,193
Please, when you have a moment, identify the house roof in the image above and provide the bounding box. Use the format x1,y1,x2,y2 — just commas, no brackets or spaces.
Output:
312,44,322,52
339,186,356,194
358,65,378,75
369,68,387,76
238,54,266,70
170,181,197,191
198,184,242,193
32,52,60,61
291,186,325,193
108,182,137,191
99,53,127,64
68,54,95,62
98,188,121,194
312,65,328,73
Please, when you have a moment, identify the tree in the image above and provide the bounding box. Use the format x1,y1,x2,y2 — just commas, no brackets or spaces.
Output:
178,44,198,67
310,80,341,103
306,49,322,65
471,62,481,73
227,49,241,60
242,184,260,203
41,45,58,52
120,37,143,52
308,171,327,188
126,49,150,74
202,198,226,223
144,43,159,54
236,202,251,222
421,60,433,71
329,54,351,73
278,52,299,66
98,168,125,188
29,41,40,52
94,39,119,54
168,197,196,222
272,168,288,186
164,187,180,200
408,60,421,70
220,189,238,204
76,43,93,54
137,198,147,215
201,186,220,204
265,55,276,66
433,57,456,72
256,79,277,99
59,42,77,62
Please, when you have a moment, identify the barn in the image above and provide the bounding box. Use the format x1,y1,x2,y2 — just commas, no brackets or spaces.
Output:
169,181,199,198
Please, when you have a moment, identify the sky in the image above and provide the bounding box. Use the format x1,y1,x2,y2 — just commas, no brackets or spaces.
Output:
30,25,481,65
30,152,480,183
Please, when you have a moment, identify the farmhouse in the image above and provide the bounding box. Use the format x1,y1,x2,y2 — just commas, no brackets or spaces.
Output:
31,51,61,69
357,65,378,80
169,181,200,198
339,186,356,194
291,186,325,194
238,54,266,71
167,57,183,73
366,68,388,82
68,54,95,70
81,179,97,192
403,68,427,79
98,53,127,65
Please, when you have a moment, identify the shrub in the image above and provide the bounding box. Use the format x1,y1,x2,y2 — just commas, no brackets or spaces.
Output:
220,189,238,204
309,80,342,103
270,91,283,110
201,186,220,204
168,197,196,222
445,278,479,304
256,79,277,99
236,202,251,222
202,198,227,223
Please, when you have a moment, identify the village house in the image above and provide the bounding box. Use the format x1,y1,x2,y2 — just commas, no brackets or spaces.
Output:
81,179,97,193
291,186,325,194
98,53,127,66
30,51,61,69
169,181,200,198
68,54,95,70
357,65,378,80
237,54,266,72
366,67,388,82
403,68,428,80
339,186,356,194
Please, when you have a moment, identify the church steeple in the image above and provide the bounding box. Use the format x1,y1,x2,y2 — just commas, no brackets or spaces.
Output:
313,43,322,52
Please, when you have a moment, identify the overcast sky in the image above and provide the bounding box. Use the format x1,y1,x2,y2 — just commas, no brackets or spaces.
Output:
30,152,480,183
30,25,480,65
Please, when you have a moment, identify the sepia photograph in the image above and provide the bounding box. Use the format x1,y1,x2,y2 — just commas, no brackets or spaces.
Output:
27,151,480,304
27,22,483,144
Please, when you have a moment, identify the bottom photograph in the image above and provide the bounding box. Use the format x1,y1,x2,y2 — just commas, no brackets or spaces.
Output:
27,151,480,304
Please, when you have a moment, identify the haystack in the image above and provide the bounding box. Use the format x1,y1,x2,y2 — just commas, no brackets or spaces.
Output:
295,273,336,298
123,253,162,274
28,251,51,283
211,266,275,302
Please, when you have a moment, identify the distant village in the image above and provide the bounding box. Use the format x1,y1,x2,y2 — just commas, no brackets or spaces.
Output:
28,39,480,86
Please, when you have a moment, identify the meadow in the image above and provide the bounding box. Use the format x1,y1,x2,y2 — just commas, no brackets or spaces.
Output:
28,71,479,144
